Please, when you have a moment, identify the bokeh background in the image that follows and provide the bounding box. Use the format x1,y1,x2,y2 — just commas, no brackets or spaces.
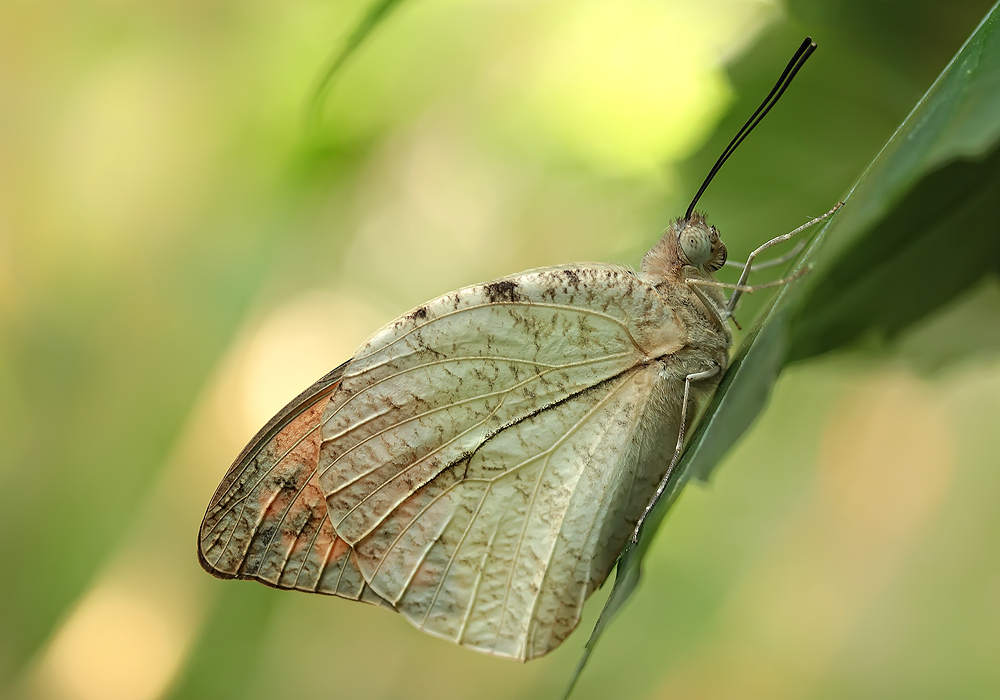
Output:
3,1,1000,699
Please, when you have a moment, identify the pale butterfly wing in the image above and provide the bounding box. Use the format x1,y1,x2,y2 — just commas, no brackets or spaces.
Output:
317,265,689,659
199,364,392,608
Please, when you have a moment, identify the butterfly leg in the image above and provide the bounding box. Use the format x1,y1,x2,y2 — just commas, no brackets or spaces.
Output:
687,265,811,297
631,364,720,544
724,202,842,316
723,240,805,271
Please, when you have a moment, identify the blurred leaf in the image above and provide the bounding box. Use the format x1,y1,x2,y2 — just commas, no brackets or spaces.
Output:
896,277,1000,372
566,3,1000,694
0,228,287,676
309,0,410,124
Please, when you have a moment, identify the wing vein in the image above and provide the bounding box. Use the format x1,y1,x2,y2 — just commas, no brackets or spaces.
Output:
291,504,328,589
240,460,322,575
347,301,636,374
225,487,280,573
205,377,339,514
331,414,495,537
389,510,459,607
320,352,633,489
524,372,650,654
417,486,492,629
370,475,487,580
273,511,314,584
312,534,339,594
489,370,635,654
456,502,511,645
202,420,323,545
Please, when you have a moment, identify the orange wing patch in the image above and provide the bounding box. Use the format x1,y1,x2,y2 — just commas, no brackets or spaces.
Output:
198,364,393,608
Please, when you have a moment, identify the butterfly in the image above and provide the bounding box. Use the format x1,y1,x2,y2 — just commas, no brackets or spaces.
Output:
198,37,839,661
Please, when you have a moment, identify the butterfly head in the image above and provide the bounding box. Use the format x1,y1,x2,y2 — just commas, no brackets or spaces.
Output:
640,212,727,285
677,213,727,272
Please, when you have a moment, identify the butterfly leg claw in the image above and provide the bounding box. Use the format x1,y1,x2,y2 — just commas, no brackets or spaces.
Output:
631,364,720,545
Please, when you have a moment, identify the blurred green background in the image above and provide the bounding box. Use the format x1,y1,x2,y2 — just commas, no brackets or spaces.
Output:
3,1,1000,699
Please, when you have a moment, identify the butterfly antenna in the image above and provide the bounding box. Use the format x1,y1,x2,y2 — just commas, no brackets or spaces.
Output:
685,37,817,222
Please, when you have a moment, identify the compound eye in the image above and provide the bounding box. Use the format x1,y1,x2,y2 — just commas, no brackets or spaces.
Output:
706,242,727,272
679,228,712,266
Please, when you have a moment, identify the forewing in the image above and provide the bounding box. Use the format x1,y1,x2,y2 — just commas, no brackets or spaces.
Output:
317,265,685,657
198,362,391,607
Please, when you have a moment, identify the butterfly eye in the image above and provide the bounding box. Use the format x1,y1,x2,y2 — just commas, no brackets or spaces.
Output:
679,227,712,266
705,241,727,272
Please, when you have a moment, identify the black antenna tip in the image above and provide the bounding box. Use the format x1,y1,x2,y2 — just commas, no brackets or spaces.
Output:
683,36,817,221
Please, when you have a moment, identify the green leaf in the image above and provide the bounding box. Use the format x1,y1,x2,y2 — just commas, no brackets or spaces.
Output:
308,0,410,124
788,148,1000,362
788,2,1000,360
564,2,1000,695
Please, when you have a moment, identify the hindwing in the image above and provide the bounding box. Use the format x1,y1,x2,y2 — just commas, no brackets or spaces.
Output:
317,265,686,658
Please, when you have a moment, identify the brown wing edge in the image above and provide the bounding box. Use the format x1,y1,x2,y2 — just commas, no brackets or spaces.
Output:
197,360,394,609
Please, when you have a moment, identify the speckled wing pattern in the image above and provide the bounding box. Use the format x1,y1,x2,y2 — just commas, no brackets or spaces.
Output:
199,363,391,608
200,264,688,660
